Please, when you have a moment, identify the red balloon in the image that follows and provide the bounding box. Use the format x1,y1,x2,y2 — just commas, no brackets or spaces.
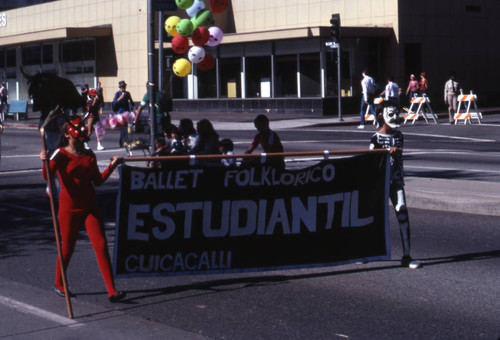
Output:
209,0,228,14
172,35,189,54
192,27,210,46
197,54,215,70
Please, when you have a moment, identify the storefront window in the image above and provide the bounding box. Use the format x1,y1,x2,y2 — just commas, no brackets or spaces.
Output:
22,45,41,66
171,70,186,99
299,53,321,97
61,40,95,62
197,66,217,98
219,57,241,98
0,50,4,68
245,56,271,98
42,44,53,64
275,54,297,97
6,49,16,68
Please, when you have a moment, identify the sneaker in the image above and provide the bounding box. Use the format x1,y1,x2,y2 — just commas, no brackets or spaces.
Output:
53,285,76,298
97,143,104,151
109,291,127,303
357,125,365,129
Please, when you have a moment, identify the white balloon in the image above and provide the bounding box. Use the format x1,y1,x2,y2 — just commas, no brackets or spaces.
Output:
206,26,224,46
188,46,206,64
186,0,206,17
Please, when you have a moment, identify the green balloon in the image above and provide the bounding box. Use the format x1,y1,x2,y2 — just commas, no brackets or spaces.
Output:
194,9,214,27
176,0,194,10
176,18,194,37
190,17,199,31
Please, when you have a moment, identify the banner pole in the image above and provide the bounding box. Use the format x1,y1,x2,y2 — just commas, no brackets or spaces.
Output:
122,149,388,163
40,107,74,319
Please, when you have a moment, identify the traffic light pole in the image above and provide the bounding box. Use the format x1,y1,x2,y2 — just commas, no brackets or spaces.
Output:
336,43,342,121
330,13,342,121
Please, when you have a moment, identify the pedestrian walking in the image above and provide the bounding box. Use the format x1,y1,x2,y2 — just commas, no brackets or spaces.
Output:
405,74,419,102
0,83,8,117
359,69,376,129
444,73,462,124
380,76,400,104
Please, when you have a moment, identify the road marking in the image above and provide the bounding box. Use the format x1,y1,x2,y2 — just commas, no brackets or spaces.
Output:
0,295,81,326
302,129,496,142
0,202,49,214
403,132,495,142
406,165,500,174
0,169,41,175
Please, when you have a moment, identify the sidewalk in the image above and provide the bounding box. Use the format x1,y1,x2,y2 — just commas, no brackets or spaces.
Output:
2,108,500,216
0,276,208,340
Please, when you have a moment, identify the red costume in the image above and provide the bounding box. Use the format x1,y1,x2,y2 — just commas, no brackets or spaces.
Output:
42,147,118,297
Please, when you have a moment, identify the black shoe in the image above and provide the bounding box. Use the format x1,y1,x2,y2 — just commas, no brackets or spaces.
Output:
53,286,75,298
109,291,126,303
401,255,413,267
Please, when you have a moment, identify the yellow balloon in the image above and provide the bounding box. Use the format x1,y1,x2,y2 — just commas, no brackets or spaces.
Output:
165,16,181,36
173,58,192,77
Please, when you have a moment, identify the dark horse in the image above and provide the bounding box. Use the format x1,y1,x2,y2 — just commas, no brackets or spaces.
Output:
21,67,86,151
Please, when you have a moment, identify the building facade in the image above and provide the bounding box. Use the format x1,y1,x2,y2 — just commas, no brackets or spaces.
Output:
0,0,498,116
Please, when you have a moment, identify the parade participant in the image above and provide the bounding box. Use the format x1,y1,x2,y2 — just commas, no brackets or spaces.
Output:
112,80,134,147
96,81,104,115
86,88,104,150
245,114,285,169
179,118,199,153
191,119,221,167
40,116,126,302
220,138,236,167
369,103,420,269
169,125,188,155
149,137,170,169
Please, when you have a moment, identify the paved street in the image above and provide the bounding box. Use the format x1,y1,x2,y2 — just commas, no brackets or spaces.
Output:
0,109,499,339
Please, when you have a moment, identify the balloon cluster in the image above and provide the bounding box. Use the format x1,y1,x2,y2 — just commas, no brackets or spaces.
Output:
165,0,228,77
95,111,137,137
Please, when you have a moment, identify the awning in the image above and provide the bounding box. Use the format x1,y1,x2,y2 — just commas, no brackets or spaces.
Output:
158,26,394,48
0,25,112,47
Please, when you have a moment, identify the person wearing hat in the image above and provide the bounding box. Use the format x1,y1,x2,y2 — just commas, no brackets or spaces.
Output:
112,81,135,146
40,116,126,302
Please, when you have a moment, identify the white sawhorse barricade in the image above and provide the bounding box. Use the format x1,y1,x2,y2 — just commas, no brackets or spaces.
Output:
364,97,384,125
454,92,482,124
403,96,438,124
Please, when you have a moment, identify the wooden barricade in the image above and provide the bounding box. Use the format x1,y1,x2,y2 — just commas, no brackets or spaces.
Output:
403,95,438,124
454,91,482,124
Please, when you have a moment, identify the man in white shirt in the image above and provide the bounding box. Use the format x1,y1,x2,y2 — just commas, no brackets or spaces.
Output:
444,73,461,124
381,76,400,104
359,69,376,129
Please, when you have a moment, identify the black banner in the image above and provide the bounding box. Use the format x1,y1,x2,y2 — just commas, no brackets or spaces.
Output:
113,152,390,277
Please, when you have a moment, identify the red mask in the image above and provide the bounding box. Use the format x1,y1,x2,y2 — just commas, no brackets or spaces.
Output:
67,117,88,141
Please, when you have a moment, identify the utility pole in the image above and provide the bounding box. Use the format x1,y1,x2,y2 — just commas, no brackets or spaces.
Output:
147,0,157,151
